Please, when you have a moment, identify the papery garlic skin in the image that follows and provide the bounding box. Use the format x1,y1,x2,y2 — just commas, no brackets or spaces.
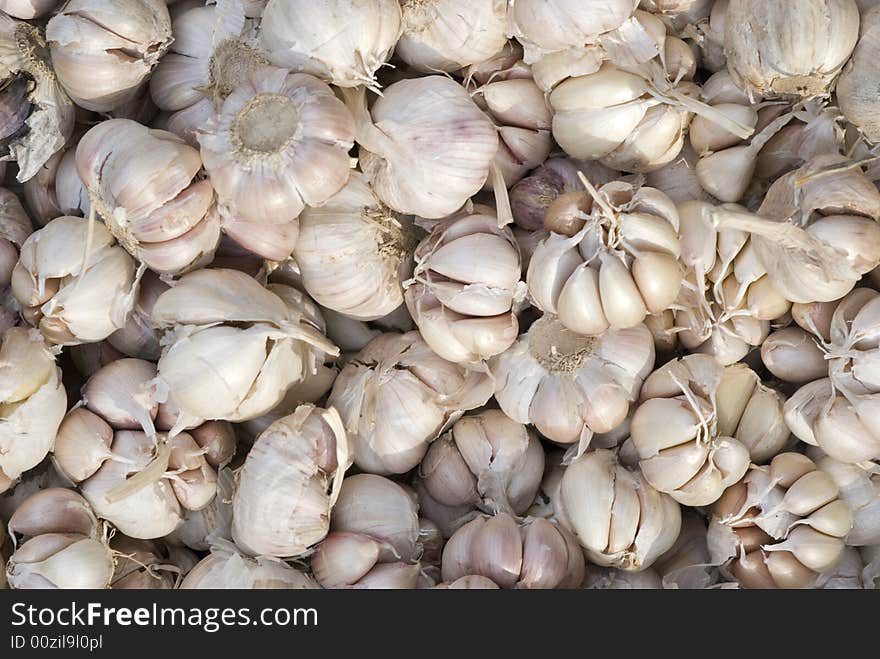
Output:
348,76,498,219
0,328,66,492
492,314,654,446
259,0,401,88
198,67,354,245
724,0,859,99
440,513,584,589
232,405,350,558
294,172,417,321
396,0,507,73
0,14,75,182
152,269,338,432
46,0,173,112
181,544,318,589
557,448,681,571
528,180,683,335
709,453,853,589
77,119,221,275
11,216,141,346
328,331,493,475
838,7,880,144
406,211,521,363
420,409,544,515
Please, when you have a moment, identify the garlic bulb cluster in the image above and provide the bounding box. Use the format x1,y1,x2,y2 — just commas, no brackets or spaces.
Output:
420,410,544,515
0,13,74,182
259,0,401,89
6,488,114,589
198,67,355,257
556,449,681,571
0,327,66,493
838,7,880,143
440,513,584,589
405,210,521,363
181,543,318,589
53,358,225,539
232,405,350,558
709,453,853,589
629,354,787,506
294,172,418,319
77,119,221,274
328,331,493,474
492,314,654,446
152,268,338,432
11,216,141,346
528,178,683,335
724,0,860,99
346,76,498,218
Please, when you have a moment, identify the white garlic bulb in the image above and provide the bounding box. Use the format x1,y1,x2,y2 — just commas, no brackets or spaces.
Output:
76,119,221,275
294,172,418,321
46,0,173,112
11,216,141,345
198,67,355,253
440,513,584,589
327,331,493,474
405,210,521,363
180,543,319,589
258,0,401,89
0,14,75,182
724,0,860,99
232,405,350,558
556,448,681,571
6,488,114,589
709,452,853,589
346,77,498,219
838,7,880,143
311,532,421,590
420,409,544,515
528,178,683,335
492,314,654,446
152,269,338,432
396,0,507,73
0,327,66,492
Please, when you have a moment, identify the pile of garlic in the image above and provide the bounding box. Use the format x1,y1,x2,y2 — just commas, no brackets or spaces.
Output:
1,0,880,592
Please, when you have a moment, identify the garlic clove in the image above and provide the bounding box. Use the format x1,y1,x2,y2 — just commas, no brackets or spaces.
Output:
53,408,115,483
631,251,682,314
782,470,839,516
761,327,828,383
557,264,610,336
82,358,158,433
311,532,382,589
8,488,99,539
598,252,648,329
765,550,817,589
764,526,844,573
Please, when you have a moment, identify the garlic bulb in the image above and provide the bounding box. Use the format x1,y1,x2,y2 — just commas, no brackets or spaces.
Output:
11,216,141,345
152,269,338,432
838,7,880,143
708,452,853,589
724,0,860,99
709,155,880,304
258,0,401,88
440,513,584,589
0,0,60,18
809,451,880,546
0,13,74,182
232,405,350,558
556,448,681,570
111,535,184,589
311,532,421,590
0,327,66,492
493,314,654,446
294,172,418,320
0,188,32,290
197,67,355,252
150,0,267,145
107,270,168,361
46,0,173,112
327,331,493,474
528,178,683,335
76,119,221,275
174,467,234,551
330,474,422,562
405,210,521,363
630,354,786,506
180,543,318,589
420,409,544,515
345,77,498,219
6,488,114,589
510,157,619,231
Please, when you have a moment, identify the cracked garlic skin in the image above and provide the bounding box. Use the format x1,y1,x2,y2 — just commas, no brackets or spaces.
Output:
709,453,853,589
492,314,654,446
